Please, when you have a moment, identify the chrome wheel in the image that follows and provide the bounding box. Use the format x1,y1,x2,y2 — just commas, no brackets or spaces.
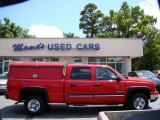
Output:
134,97,145,110
28,99,40,112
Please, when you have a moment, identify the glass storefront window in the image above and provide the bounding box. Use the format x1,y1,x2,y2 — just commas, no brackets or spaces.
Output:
88,57,97,63
31,57,59,62
107,57,115,62
107,63,115,69
12,57,21,61
31,57,43,61
74,57,82,63
50,57,59,62
43,58,50,61
88,57,125,75
88,57,106,65
116,63,125,75
3,57,21,61
100,57,106,62
115,57,123,62
0,62,2,74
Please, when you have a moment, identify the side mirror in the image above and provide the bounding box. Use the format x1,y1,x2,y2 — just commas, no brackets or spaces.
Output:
117,76,121,81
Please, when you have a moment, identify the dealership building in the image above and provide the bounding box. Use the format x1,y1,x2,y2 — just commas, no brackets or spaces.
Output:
0,38,143,75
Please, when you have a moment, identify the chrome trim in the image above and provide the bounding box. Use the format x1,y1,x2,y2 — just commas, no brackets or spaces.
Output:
150,94,159,101
69,94,124,97
69,94,93,97
94,94,124,97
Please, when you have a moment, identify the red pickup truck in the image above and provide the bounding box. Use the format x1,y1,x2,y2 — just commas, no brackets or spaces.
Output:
5,62,159,115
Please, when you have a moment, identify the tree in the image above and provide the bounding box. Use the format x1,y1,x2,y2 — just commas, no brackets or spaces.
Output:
0,18,34,38
63,32,79,38
132,29,160,71
63,32,74,38
96,2,157,38
79,3,103,38
90,1,159,71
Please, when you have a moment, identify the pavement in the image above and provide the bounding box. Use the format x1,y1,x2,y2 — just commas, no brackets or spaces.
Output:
0,94,160,120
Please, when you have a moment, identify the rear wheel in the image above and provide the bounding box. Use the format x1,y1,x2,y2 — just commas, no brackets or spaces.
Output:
129,93,148,110
24,96,46,115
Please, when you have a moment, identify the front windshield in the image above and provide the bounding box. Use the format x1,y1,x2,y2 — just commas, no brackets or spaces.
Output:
137,71,156,79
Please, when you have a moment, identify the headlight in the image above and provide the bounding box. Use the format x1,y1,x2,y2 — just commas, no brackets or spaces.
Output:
155,83,158,85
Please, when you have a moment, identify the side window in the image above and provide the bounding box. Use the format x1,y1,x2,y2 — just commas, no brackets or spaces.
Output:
128,72,133,77
132,72,138,77
96,67,117,80
70,67,91,80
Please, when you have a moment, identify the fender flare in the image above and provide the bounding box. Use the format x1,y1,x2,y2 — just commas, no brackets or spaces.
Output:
19,86,49,102
126,86,150,102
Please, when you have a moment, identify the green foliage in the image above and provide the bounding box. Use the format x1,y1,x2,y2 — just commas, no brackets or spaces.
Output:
63,32,75,38
79,3,103,38
63,32,79,38
133,29,160,71
97,2,157,38
0,18,34,38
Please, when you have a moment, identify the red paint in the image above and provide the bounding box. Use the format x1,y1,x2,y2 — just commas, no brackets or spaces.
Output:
6,62,159,105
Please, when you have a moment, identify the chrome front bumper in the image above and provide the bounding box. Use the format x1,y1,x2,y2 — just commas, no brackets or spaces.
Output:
150,94,159,102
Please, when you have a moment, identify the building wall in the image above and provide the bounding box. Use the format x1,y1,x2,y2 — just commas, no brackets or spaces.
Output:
0,38,143,57
0,38,143,75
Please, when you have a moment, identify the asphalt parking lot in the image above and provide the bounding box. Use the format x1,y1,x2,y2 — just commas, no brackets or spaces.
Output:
0,94,160,120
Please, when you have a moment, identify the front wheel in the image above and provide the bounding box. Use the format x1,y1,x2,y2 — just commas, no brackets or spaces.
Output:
129,93,148,110
24,96,46,115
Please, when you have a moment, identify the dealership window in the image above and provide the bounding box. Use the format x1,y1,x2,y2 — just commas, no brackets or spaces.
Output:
0,60,2,74
88,57,106,65
73,57,83,63
31,57,43,61
107,57,125,75
88,57,125,75
31,57,59,62
0,57,21,74
4,57,21,61
50,57,59,62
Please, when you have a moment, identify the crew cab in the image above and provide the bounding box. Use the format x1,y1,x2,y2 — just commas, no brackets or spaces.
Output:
5,62,159,115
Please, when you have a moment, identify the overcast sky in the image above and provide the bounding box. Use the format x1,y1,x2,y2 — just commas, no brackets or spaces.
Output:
0,0,159,38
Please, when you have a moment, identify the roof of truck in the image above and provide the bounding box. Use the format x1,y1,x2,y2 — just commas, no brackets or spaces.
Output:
9,62,112,69
67,63,112,68
10,62,64,67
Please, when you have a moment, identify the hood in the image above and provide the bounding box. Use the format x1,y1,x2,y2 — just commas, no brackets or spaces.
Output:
126,77,153,83
0,79,7,84
148,78,160,84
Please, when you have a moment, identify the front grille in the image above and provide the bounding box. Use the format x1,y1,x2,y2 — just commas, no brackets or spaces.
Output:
0,84,6,87
156,84,160,92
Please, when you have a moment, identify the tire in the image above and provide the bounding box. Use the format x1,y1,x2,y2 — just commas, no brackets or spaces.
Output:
24,96,46,115
129,93,148,110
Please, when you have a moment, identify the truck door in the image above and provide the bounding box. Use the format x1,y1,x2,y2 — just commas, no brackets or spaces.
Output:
93,67,125,103
65,66,94,104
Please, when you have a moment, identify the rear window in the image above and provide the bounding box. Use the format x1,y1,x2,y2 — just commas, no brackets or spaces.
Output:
70,67,91,80
9,67,63,79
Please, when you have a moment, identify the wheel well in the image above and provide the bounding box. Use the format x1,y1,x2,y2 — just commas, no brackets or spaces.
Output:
129,90,150,99
126,88,150,103
19,87,49,103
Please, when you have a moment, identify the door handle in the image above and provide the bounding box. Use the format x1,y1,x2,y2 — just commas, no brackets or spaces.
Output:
95,83,101,87
70,83,76,87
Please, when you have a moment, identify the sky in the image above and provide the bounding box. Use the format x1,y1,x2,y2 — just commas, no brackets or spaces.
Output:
0,0,159,38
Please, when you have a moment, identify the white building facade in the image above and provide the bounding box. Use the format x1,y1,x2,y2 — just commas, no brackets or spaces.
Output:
0,38,143,75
